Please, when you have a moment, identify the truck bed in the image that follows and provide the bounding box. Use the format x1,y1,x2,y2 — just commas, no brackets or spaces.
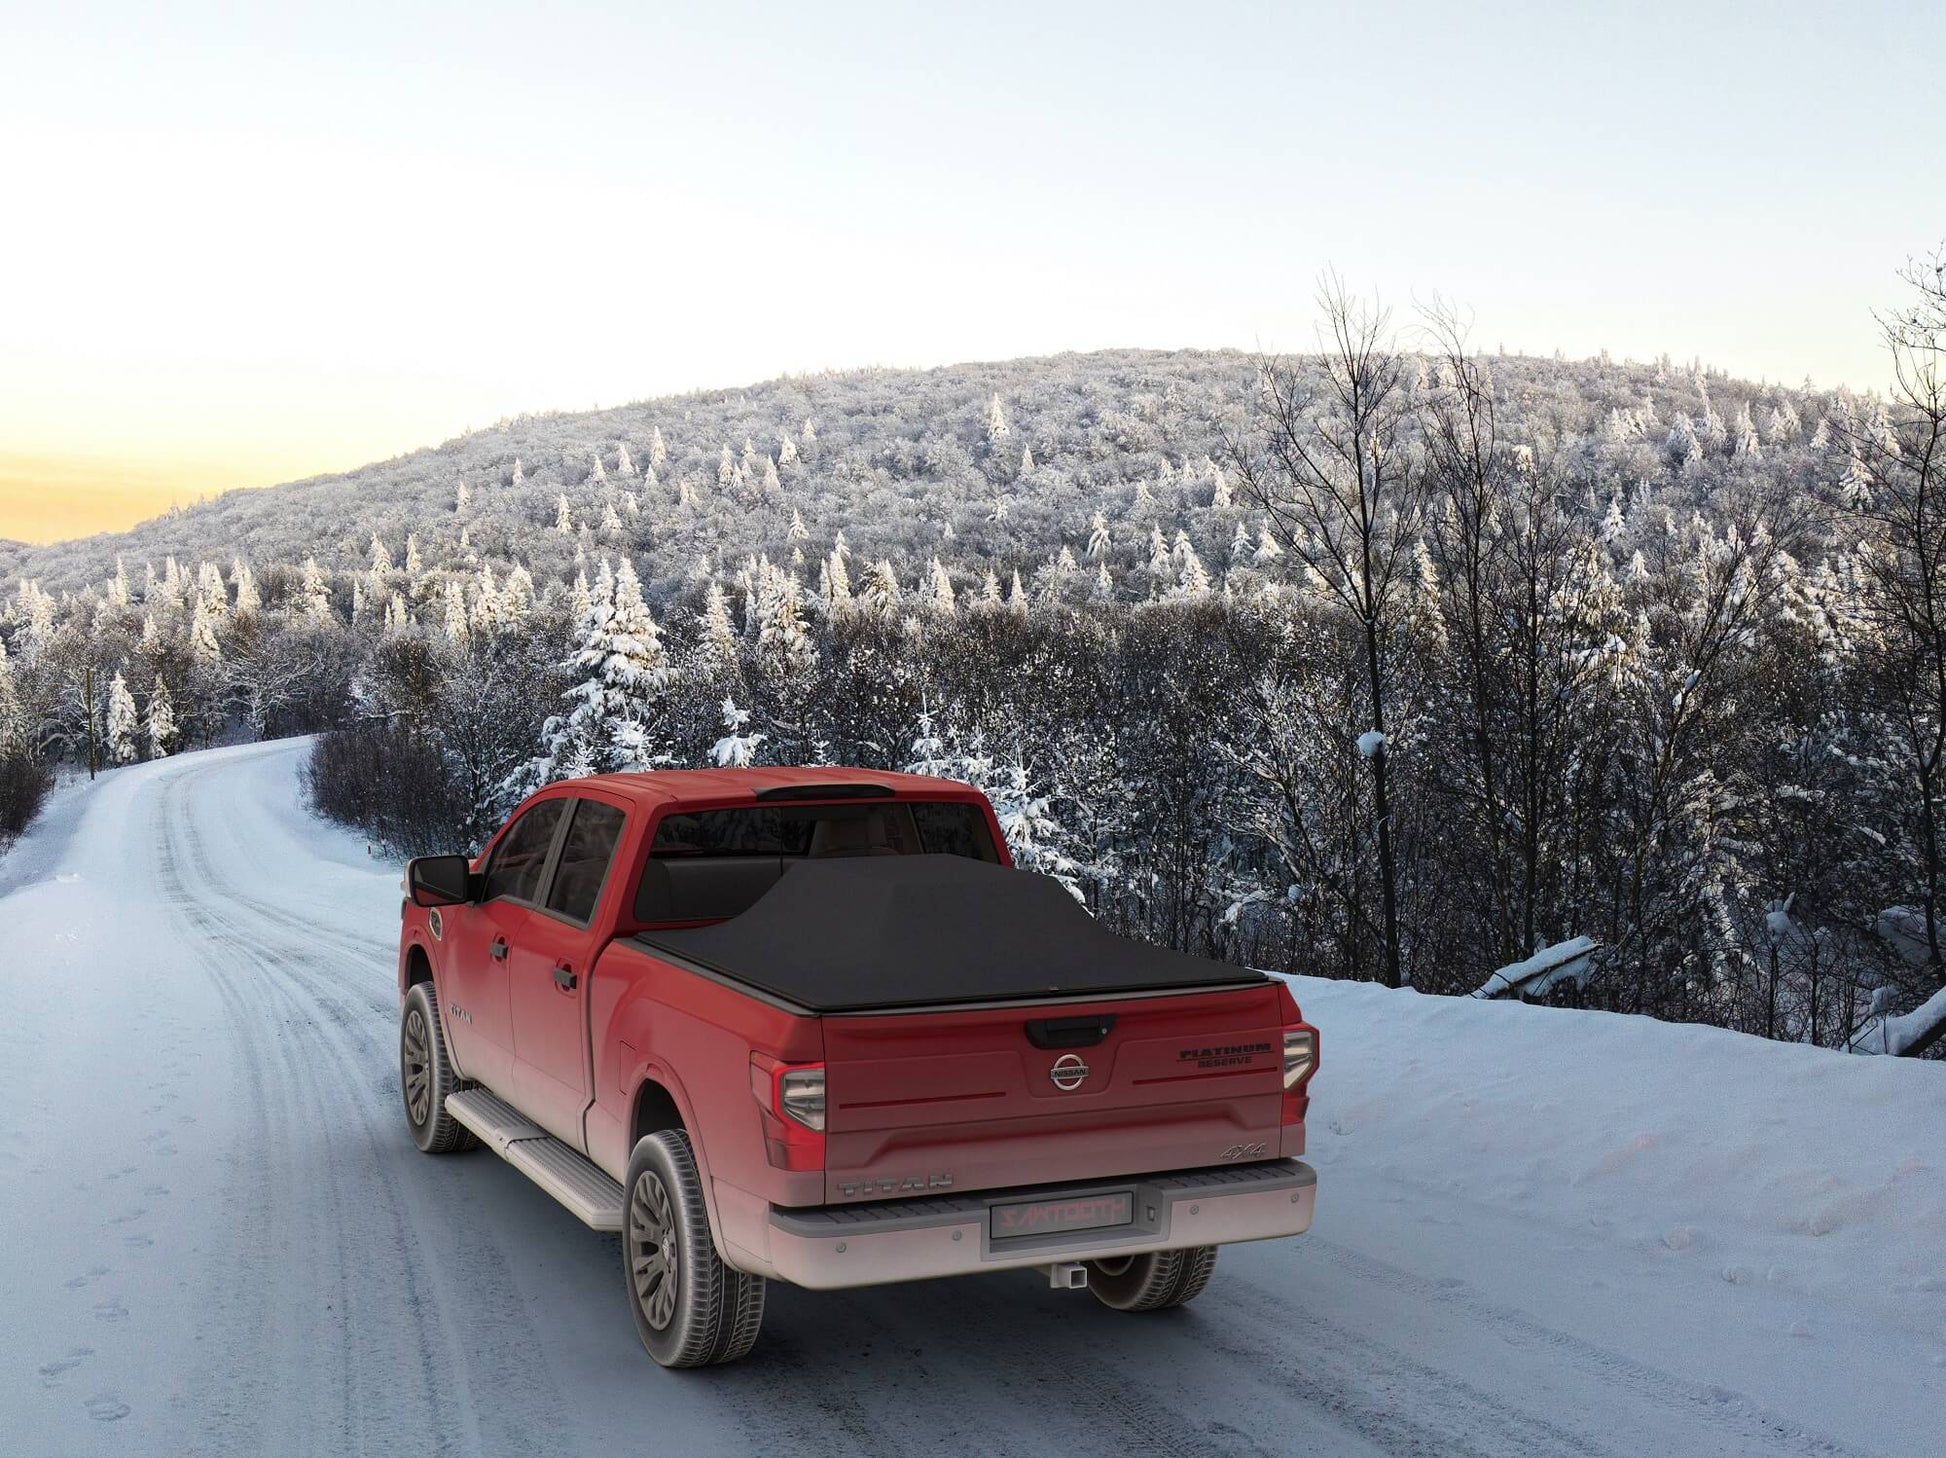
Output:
632,853,1269,1013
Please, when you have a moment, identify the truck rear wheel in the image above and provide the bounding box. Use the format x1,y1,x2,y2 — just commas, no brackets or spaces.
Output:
623,1131,765,1368
400,982,477,1154
1085,1246,1219,1312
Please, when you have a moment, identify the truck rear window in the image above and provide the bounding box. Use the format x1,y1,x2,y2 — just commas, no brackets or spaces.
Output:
650,802,999,863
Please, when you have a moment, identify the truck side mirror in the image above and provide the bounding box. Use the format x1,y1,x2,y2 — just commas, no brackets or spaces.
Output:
407,854,476,907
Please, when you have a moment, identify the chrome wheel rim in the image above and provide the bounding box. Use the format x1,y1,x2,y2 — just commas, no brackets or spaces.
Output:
629,1171,680,1330
402,1007,432,1127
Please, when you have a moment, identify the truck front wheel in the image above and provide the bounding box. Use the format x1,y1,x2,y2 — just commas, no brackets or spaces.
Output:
623,1131,766,1367
400,982,477,1154
1085,1246,1219,1311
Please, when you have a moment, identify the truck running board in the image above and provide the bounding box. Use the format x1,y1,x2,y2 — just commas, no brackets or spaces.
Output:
445,1088,625,1232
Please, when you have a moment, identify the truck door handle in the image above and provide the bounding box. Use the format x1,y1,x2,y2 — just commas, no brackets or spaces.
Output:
552,963,577,991
489,939,508,961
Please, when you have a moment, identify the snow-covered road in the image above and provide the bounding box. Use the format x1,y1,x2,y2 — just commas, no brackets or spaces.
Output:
3,741,1940,1457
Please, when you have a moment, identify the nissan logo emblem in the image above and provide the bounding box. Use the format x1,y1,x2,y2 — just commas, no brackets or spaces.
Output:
1049,1054,1091,1091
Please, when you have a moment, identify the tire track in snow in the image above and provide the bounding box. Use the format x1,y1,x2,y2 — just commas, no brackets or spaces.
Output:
151,755,569,1457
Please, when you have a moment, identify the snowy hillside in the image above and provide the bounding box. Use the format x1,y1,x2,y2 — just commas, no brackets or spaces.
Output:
2,346,1833,600
1,741,1939,1456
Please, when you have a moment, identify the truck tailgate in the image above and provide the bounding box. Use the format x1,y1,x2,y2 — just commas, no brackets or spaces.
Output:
821,984,1287,1202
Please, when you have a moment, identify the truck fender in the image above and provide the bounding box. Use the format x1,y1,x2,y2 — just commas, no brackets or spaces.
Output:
622,1059,731,1256
398,931,437,1000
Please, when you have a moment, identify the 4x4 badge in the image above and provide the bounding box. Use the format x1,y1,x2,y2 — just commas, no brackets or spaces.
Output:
1050,1054,1090,1091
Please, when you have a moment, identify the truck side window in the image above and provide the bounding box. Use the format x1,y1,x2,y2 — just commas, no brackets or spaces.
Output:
483,799,567,904
546,800,627,924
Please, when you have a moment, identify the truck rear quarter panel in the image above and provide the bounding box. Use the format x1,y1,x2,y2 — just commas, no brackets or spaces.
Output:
588,941,826,1266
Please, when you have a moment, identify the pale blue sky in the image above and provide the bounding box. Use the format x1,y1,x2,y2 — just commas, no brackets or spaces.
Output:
0,0,1939,537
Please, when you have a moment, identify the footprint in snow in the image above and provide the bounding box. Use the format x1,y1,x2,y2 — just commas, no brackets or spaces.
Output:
143,1184,169,1197
37,1348,94,1385
92,1299,129,1323
107,1208,146,1225
123,1233,154,1249
84,1397,130,1422
1662,1226,1699,1252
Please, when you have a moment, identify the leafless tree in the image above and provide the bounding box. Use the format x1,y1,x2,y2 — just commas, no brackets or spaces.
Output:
1228,278,1429,987
1832,246,1946,1051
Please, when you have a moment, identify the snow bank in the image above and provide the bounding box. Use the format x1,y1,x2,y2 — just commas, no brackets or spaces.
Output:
1280,974,1946,1365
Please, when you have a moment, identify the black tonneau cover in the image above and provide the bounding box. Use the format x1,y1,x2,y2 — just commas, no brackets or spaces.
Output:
632,854,1269,1013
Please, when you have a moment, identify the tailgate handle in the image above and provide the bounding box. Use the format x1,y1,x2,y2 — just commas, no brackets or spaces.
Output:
1024,1015,1116,1049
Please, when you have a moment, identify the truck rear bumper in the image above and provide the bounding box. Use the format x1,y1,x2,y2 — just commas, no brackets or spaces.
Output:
762,1159,1315,1290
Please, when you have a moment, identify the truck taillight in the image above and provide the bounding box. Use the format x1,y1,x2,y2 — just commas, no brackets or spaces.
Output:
1281,1024,1317,1125
779,1068,826,1132
751,1056,826,1170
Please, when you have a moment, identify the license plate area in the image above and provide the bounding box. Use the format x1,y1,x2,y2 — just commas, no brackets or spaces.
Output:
991,1190,1134,1241
984,1183,1164,1257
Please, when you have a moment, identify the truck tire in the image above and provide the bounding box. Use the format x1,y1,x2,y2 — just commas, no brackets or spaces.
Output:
399,982,477,1154
1085,1246,1219,1312
624,1131,766,1368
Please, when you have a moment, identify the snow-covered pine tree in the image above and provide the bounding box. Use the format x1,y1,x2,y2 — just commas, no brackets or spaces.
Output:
512,457,526,485
1177,543,1211,598
556,494,574,535
778,433,798,466
1148,527,1172,591
1733,403,1762,459
978,569,1003,612
986,393,1009,441
105,670,138,764
469,564,500,635
862,559,901,618
616,441,637,478
929,558,957,614
589,450,608,484
1088,511,1111,560
0,639,22,752
443,579,469,643
501,563,534,623
145,679,176,759
825,545,853,616
405,535,423,576
649,427,668,467
370,534,393,575
108,559,130,607
711,698,765,767
298,557,335,628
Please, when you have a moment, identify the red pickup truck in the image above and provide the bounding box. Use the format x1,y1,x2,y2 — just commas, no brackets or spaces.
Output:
398,767,1318,1368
